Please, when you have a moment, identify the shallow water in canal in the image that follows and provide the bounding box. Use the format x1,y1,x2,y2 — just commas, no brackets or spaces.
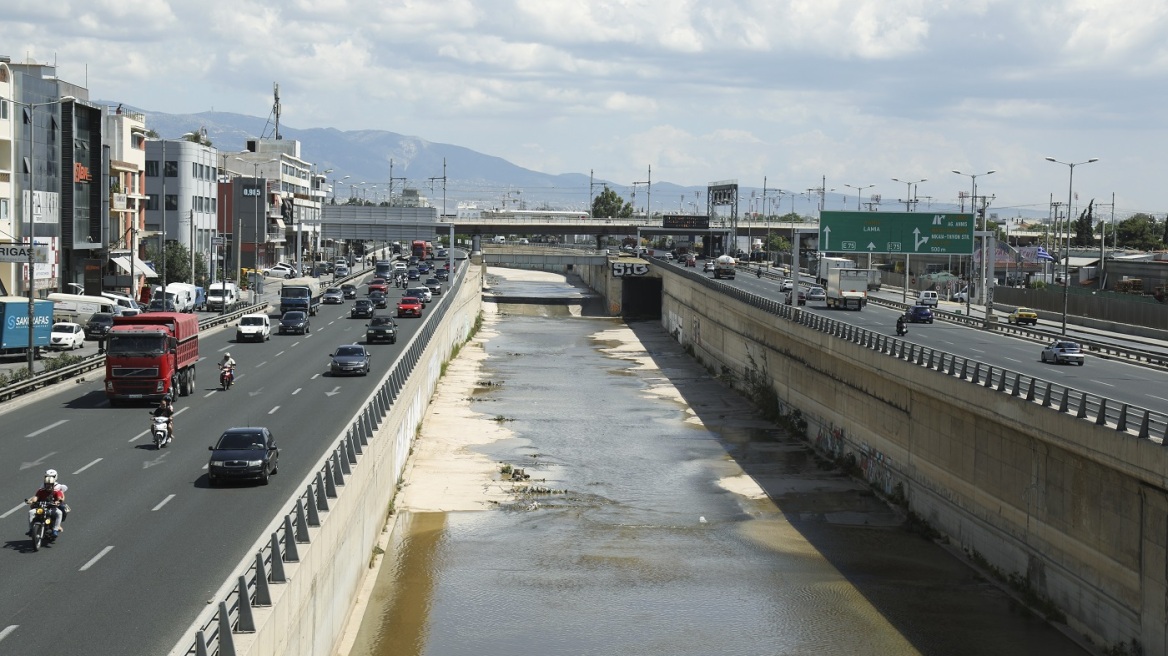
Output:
349,296,1084,655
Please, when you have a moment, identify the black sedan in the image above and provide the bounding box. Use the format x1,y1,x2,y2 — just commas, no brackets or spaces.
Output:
369,290,389,309
207,427,279,486
407,268,420,280
435,269,449,281
341,284,358,299
279,311,311,334
366,316,398,344
85,312,116,339
329,344,371,376
351,299,374,319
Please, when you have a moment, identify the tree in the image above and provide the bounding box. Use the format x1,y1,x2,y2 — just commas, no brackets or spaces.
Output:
591,187,633,218
146,241,194,286
1115,213,1162,250
1072,200,1095,247
765,235,791,253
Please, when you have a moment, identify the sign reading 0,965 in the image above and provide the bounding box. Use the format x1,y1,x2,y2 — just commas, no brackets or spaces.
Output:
662,215,710,230
818,211,974,255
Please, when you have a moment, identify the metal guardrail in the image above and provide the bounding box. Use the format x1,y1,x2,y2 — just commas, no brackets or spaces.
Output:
176,264,466,656
672,265,1168,442
0,302,270,404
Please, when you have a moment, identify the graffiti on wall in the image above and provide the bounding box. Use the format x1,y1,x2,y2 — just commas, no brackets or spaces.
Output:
859,442,895,495
612,261,649,277
815,423,846,458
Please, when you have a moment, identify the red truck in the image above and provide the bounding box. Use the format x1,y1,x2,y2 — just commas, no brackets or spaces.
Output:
104,312,200,405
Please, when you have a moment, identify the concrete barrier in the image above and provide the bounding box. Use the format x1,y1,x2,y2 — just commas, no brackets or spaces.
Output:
660,267,1168,651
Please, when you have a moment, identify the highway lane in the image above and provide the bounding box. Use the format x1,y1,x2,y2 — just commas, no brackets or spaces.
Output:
666,260,1168,415
0,270,454,655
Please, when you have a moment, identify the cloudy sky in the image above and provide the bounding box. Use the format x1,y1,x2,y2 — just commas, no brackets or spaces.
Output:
8,0,1167,218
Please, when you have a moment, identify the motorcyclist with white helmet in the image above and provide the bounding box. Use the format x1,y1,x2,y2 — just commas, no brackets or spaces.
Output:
27,470,66,537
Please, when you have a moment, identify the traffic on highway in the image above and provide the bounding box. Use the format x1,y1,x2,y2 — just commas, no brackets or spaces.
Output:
0,253,460,655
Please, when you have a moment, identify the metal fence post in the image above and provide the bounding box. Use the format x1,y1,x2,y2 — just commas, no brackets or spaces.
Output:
338,445,352,476
236,575,256,633
315,473,330,511
218,601,237,656
1059,388,1070,413
269,532,287,581
971,363,981,385
196,630,210,656
1095,398,1107,425
282,516,300,562
295,499,310,542
306,486,321,526
1117,404,1128,433
254,552,272,605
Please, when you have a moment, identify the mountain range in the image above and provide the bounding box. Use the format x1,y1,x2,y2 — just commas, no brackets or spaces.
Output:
115,104,832,216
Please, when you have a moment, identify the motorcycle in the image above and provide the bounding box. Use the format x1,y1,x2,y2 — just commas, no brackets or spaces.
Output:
27,499,59,551
151,415,172,449
219,365,235,390
896,320,908,336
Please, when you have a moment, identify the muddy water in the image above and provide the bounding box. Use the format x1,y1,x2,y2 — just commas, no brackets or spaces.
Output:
348,292,1085,655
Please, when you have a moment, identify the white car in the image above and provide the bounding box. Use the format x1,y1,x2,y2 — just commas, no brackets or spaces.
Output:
807,286,827,302
264,263,295,278
50,322,85,350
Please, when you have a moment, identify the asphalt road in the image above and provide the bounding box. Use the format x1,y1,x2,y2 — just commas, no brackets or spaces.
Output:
0,267,454,656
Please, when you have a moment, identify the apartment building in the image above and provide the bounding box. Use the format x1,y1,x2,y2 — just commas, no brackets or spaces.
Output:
104,105,156,300
145,137,219,284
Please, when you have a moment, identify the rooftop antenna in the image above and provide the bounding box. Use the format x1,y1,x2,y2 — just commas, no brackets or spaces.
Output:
273,82,281,141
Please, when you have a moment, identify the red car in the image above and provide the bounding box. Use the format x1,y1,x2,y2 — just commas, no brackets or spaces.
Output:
397,296,423,318
368,278,388,294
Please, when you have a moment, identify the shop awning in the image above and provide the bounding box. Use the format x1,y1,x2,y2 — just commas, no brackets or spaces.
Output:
112,256,159,278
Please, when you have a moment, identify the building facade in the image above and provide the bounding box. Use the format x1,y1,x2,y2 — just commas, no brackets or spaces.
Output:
145,138,219,285
103,105,155,299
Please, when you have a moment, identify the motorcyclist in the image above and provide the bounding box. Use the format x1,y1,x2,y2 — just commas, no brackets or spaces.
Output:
27,471,65,537
44,468,69,524
896,315,907,335
756,267,763,279
153,396,175,441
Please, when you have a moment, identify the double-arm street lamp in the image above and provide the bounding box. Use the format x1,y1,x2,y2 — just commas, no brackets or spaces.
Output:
891,178,926,212
9,94,75,373
842,183,874,211
952,169,995,314
1044,156,1099,335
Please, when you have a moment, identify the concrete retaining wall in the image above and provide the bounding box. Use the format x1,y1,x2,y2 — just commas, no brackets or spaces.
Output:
225,264,483,656
660,270,1168,652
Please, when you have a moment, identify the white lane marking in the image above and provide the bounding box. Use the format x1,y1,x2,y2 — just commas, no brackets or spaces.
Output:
1096,381,1114,387
129,430,149,443
1148,394,1168,403
292,388,302,395
204,390,216,398
311,373,321,379
292,341,301,348
73,459,102,475
0,626,16,643
269,406,280,415
26,420,68,438
197,356,207,363
218,345,231,352
1,504,26,519
257,361,268,368
329,320,335,325
175,407,190,416
276,351,285,357
1004,357,1021,363
79,546,115,571
152,494,176,511
968,348,985,354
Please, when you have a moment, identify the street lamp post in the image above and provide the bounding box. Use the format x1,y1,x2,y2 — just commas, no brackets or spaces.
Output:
1045,156,1099,335
952,169,996,315
11,94,75,373
892,178,926,212
842,183,874,211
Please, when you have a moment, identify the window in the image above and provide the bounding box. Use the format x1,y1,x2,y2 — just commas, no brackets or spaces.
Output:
0,99,7,120
145,160,159,177
191,162,198,178
165,194,178,211
164,161,177,177
146,194,159,211
0,198,8,222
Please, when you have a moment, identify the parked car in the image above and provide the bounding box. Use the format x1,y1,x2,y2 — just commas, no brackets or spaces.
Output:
329,344,371,376
1007,307,1038,325
322,287,345,304
207,427,279,486
424,277,443,295
1041,340,1085,366
351,299,374,319
341,284,358,299
951,289,969,303
806,286,827,302
904,305,934,324
278,311,311,335
84,312,116,339
406,286,433,303
369,290,389,309
397,296,423,318
264,263,295,278
365,316,398,344
50,322,85,350
236,313,271,342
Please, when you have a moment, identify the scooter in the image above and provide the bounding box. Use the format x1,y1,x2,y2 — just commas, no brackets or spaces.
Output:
896,320,908,337
219,365,235,390
151,415,171,449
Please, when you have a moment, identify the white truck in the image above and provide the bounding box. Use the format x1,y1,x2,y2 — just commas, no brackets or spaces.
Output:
712,255,737,279
817,256,857,285
235,313,271,342
825,268,869,310
206,282,240,312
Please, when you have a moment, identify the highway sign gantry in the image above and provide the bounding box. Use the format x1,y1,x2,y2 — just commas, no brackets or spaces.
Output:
819,211,974,255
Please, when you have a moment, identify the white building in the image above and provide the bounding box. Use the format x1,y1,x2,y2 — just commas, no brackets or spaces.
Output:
145,137,219,282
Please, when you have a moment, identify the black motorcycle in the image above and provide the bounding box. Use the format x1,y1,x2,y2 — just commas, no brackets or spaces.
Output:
27,500,60,551
896,319,908,336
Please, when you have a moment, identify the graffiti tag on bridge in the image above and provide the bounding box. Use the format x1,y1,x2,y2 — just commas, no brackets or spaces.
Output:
612,262,649,277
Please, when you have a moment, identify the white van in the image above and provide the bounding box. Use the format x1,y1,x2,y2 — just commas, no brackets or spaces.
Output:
100,291,140,314
48,293,120,323
917,290,939,307
164,282,198,313
206,282,240,312
235,313,271,342
492,235,506,244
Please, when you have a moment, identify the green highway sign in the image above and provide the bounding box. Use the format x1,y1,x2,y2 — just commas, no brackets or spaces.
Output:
819,211,974,255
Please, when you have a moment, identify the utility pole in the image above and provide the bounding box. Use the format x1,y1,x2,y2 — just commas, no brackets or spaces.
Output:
588,170,607,217
387,159,406,207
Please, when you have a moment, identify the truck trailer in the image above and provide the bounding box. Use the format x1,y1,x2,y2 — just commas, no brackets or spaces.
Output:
825,268,869,310
713,255,737,279
816,256,857,285
0,297,53,357
104,312,200,403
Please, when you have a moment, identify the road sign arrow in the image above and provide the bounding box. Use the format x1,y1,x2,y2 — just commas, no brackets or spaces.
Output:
913,227,929,251
248,387,265,397
867,242,876,251
20,452,59,471
325,386,342,397
822,226,831,250
143,452,170,469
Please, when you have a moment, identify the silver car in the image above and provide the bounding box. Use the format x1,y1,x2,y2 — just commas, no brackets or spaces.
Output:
322,287,345,304
406,286,433,303
1040,341,1085,366
806,286,826,302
